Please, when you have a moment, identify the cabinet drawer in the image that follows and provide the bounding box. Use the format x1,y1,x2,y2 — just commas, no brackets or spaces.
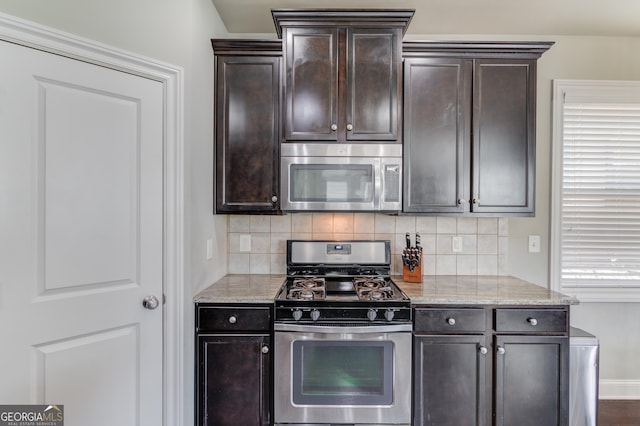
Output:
414,308,486,333
197,305,271,332
495,308,568,333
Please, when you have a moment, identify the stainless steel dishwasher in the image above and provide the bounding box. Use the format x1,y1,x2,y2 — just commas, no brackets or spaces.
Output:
570,327,600,426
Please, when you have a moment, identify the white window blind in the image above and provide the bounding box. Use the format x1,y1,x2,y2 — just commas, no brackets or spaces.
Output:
552,80,640,301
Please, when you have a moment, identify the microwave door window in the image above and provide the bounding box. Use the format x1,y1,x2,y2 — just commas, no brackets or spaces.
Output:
290,164,373,202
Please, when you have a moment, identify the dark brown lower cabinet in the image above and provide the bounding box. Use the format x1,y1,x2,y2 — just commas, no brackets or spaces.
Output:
414,335,487,425
494,335,569,426
413,306,569,426
196,304,272,426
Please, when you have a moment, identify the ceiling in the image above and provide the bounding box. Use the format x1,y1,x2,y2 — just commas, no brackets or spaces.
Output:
210,0,640,38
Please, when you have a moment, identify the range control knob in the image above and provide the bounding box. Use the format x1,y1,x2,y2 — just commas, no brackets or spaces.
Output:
367,309,378,321
292,309,303,321
384,309,395,322
310,309,320,321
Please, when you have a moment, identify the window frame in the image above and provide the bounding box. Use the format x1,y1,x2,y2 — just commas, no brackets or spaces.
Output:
551,79,640,302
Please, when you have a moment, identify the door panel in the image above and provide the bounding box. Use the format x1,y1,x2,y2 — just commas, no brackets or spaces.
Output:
347,28,400,141
0,39,163,425
414,335,487,426
494,335,569,426
39,79,138,290
472,59,535,213
403,58,471,213
34,326,138,426
285,28,338,141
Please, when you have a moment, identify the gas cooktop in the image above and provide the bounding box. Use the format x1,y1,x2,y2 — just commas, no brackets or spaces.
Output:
274,240,411,324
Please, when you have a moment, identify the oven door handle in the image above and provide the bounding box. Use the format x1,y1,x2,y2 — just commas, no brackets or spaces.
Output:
274,323,412,333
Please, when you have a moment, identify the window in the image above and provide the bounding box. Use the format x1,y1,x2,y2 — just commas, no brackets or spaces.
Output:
551,80,640,302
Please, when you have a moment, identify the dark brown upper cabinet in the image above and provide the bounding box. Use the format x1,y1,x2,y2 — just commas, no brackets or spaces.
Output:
212,40,282,214
272,9,414,143
402,42,553,215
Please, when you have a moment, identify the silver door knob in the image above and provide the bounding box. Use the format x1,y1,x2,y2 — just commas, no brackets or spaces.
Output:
346,124,353,131
271,195,278,203
331,124,338,131
261,345,270,354
142,295,159,310
479,346,488,355
497,346,506,355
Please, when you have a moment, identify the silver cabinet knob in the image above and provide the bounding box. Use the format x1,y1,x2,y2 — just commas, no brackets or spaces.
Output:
457,198,466,205
472,198,480,205
331,124,338,131
446,317,456,326
261,345,269,354
346,124,353,131
271,195,278,203
142,295,159,310
479,346,488,355
527,317,538,326
228,315,237,324
497,346,506,355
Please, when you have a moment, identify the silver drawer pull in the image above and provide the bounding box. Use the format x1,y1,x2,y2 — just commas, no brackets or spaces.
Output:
228,315,237,324
527,317,538,326
479,346,488,355
446,317,456,326
261,345,269,354
497,346,506,355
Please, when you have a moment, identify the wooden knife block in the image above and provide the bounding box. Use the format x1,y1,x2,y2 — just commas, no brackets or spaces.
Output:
402,255,423,283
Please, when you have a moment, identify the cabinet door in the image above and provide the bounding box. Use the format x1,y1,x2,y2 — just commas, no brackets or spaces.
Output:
494,335,569,426
414,335,487,426
197,334,271,426
403,58,471,213
215,55,280,213
346,28,401,141
284,27,338,141
472,59,536,214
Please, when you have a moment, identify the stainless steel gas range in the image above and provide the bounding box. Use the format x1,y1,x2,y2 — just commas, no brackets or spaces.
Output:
274,240,412,426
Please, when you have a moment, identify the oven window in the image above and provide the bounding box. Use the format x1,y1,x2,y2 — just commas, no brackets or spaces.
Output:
290,164,374,202
291,340,393,405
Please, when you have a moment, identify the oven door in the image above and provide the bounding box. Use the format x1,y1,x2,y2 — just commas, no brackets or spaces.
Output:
274,323,411,425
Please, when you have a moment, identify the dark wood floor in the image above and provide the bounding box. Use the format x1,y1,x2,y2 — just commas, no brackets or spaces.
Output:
598,400,640,425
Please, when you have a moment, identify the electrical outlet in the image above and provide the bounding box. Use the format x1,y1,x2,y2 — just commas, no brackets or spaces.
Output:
452,236,462,253
528,235,541,253
239,234,252,252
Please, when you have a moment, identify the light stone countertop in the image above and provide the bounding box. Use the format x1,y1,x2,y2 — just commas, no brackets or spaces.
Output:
194,274,285,304
194,274,578,306
396,275,578,305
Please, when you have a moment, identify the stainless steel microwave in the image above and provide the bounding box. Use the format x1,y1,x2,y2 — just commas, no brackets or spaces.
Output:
280,143,402,212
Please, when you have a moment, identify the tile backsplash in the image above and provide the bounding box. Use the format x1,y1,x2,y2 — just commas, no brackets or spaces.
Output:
227,213,508,276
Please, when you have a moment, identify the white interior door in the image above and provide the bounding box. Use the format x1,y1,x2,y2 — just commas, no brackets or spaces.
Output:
0,39,164,426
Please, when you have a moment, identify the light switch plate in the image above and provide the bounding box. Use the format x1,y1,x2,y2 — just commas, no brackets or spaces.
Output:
452,236,462,253
239,234,252,252
206,238,213,260
528,235,541,253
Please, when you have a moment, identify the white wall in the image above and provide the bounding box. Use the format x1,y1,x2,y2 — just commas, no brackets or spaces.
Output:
0,0,230,421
